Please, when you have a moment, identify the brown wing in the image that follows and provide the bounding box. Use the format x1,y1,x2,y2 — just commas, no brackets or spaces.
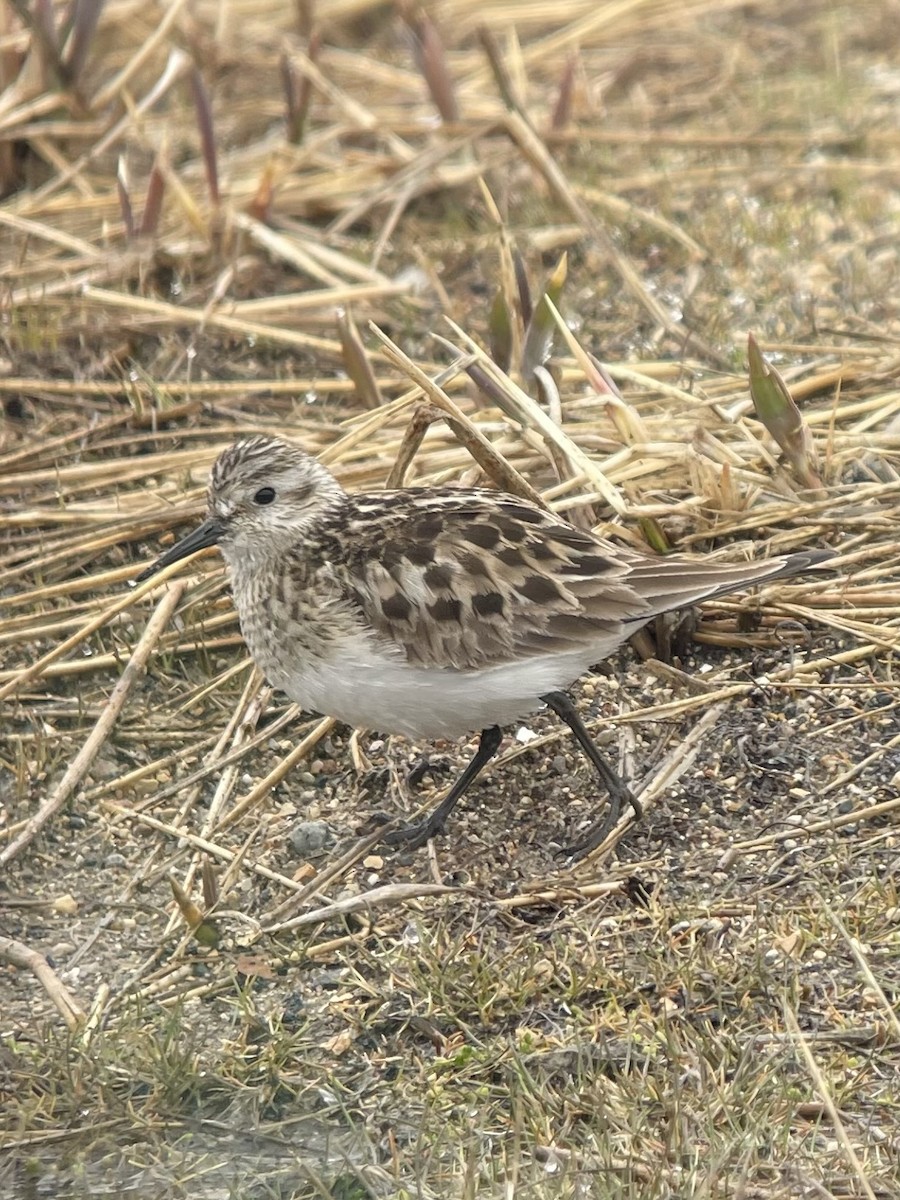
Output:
337,490,650,670
335,488,829,672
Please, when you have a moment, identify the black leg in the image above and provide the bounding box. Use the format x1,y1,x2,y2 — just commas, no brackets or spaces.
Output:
541,690,642,860
385,725,503,850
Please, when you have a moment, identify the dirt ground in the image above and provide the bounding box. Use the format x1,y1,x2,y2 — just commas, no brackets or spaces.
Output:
2,1,900,1197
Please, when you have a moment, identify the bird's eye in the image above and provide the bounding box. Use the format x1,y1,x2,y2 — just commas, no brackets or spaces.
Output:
253,487,276,506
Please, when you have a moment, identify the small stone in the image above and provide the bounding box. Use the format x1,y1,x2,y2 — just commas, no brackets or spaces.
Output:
88,754,120,781
289,820,334,857
312,968,346,990
104,853,128,869
363,854,384,869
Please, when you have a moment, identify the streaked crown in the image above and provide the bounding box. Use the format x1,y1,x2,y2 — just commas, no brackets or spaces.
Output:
207,436,344,561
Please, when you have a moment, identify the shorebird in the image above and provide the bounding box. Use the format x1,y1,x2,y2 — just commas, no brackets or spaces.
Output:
137,435,828,857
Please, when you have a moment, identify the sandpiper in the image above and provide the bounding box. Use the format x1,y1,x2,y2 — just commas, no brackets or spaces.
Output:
137,435,829,858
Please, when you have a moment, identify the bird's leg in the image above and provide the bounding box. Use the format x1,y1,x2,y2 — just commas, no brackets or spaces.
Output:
384,725,503,850
541,690,642,860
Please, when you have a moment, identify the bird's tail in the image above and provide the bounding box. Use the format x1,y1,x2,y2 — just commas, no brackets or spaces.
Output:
624,547,833,625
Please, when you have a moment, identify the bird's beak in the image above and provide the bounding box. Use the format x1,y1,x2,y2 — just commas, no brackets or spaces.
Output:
135,517,226,583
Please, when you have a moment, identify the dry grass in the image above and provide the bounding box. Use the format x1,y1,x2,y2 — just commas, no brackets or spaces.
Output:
3,0,900,1196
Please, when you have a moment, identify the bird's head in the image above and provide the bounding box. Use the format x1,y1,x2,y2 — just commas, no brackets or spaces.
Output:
135,435,344,581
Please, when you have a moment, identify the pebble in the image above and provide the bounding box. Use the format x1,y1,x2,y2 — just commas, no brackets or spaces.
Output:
289,820,334,857
88,754,120,781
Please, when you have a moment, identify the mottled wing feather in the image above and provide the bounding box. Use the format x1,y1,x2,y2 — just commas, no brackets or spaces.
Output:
334,489,824,672
338,491,649,670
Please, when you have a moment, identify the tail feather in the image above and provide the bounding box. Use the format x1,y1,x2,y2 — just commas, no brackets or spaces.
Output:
624,548,832,625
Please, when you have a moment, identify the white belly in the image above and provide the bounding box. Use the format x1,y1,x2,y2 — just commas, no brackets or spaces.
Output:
263,632,616,739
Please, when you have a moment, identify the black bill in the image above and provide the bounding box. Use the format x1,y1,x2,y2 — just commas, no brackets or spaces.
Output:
134,518,225,583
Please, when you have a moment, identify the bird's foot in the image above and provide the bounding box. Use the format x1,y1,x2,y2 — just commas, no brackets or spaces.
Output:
561,787,643,862
383,816,444,851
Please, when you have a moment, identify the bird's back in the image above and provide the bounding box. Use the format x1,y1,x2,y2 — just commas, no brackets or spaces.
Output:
319,486,826,673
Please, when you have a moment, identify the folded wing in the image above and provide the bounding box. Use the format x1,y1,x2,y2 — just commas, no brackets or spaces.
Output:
338,489,825,672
